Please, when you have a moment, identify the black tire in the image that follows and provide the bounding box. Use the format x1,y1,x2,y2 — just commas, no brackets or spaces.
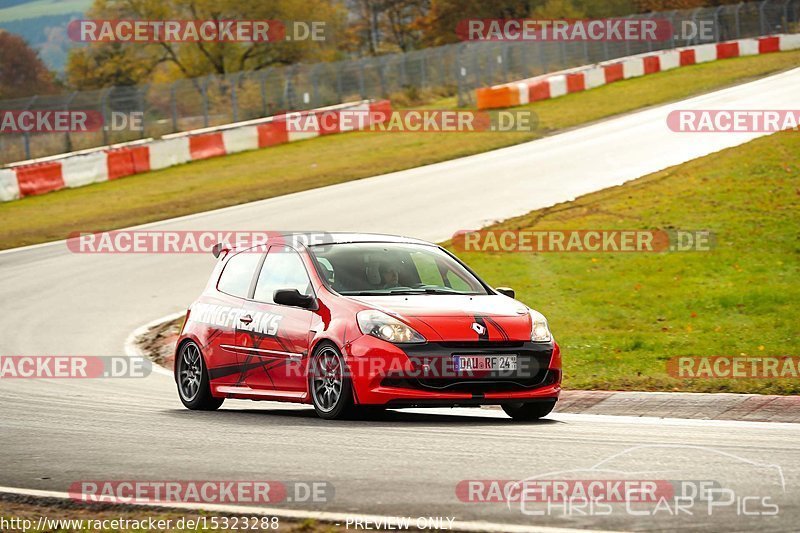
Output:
308,342,356,420
176,341,224,411
501,400,556,421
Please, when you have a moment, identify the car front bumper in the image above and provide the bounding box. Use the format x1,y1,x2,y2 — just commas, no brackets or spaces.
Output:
343,334,562,406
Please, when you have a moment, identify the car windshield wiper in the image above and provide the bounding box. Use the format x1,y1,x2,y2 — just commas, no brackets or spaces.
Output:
419,288,462,294
341,291,393,296
388,288,466,295
343,288,478,296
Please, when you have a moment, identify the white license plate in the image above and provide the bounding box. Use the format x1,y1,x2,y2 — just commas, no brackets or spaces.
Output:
454,355,517,372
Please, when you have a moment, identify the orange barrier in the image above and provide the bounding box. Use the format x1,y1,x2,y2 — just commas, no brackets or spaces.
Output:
16,162,64,197
476,86,518,110
107,146,150,180
189,133,226,160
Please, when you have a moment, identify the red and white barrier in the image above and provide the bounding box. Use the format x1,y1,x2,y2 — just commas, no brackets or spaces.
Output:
222,126,259,154
62,152,109,188
781,33,800,50
659,50,681,71
16,161,63,197
477,33,800,109
2,99,390,202
107,145,150,180
149,137,192,170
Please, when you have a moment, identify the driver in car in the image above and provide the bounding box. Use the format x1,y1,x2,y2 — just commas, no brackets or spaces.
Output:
379,263,400,288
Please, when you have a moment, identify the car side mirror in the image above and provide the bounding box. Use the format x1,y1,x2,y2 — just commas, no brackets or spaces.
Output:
496,287,515,299
274,288,315,309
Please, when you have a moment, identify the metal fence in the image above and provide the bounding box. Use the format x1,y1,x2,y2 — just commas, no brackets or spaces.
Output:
1,0,798,165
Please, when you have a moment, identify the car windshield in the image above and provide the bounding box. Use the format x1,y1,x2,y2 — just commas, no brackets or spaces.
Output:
309,242,489,296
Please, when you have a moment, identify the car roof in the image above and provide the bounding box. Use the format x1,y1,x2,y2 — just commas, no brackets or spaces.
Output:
223,232,435,257
281,232,433,247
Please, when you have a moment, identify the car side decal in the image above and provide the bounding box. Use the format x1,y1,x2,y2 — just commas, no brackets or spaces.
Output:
190,303,283,337
483,316,511,341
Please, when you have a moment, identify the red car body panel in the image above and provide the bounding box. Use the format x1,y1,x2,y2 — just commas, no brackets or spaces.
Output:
176,235,561,408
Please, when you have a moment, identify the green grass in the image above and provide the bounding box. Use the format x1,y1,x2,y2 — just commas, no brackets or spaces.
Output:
445,132,800,395
0,0,90,22
1,49,799,251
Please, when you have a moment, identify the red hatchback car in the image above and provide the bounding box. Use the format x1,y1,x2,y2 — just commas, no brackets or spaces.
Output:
175,233,561,420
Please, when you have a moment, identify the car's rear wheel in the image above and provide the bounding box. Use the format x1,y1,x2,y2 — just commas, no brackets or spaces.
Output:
177,341,224,411
309,343,355,420
502,400,556,421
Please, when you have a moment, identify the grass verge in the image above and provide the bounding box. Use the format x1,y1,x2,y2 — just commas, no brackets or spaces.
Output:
445,132,800,394
1,50,799,250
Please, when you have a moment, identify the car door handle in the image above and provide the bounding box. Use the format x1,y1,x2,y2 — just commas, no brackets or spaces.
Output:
239,314,253,324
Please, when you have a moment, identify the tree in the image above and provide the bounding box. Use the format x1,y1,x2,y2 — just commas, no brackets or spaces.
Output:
418,0,533,46
346,0,429,55
530,0,585,19
0,31,56,99
66,0,346,89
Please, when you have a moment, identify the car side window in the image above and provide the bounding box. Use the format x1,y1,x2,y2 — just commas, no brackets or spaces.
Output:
254,247,312,304
217,250,262,298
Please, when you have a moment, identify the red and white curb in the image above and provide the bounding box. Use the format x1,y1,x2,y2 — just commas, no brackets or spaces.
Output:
0,99,391,203
477,33,800,109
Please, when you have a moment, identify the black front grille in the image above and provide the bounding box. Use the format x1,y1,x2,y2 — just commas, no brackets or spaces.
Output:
438,341,526,349
382,341,556,394
382,370,558,393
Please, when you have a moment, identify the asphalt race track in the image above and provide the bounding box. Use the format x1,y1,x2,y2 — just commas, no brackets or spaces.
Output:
1,68,799,532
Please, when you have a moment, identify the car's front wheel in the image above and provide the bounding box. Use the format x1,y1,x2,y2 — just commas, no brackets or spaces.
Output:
502,399,556,421
309,343,355,420
176,340,224,411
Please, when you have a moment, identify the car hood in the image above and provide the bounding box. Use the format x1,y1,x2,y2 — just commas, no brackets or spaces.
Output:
349,294,542,342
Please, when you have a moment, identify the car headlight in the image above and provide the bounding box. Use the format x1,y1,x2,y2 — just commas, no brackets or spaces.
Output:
530,313,552,342
357,310,426,344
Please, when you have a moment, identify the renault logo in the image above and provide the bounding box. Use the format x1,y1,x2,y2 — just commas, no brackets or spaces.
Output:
472,323,486,335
